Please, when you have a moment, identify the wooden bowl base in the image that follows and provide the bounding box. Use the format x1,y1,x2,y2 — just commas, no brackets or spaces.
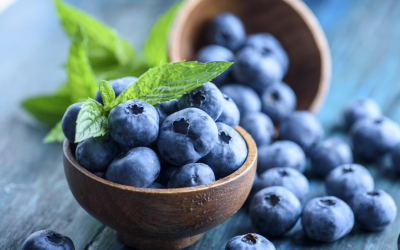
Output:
115,231,202,250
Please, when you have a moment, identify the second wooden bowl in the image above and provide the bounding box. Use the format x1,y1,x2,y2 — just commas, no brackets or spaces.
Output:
169,0,331,113
63,126,257,250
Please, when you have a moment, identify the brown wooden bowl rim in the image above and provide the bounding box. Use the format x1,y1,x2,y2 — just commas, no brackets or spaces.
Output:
169,0,332,113
63,125,257,194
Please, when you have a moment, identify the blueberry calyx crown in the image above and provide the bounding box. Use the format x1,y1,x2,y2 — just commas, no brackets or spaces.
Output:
374,118,383,124
189,91,206,107
265,194,281,206
242,233,258,244
265,90,280,103
261,47,272,56
125,104,144,115
45,231,64,245
173,118,190,135
222,94,230,101
278,169,289,177
318,199,336,207
342,165,354,174
219,131,232,144
367,191,381,196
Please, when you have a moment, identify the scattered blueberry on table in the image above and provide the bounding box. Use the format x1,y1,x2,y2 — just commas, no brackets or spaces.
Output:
22,230,75,250
225,233,276,250
343,98,381,129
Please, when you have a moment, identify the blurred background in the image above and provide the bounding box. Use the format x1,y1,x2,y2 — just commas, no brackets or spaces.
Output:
1,0,400,249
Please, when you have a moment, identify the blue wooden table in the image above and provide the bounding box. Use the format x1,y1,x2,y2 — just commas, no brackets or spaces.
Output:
1,0,400,249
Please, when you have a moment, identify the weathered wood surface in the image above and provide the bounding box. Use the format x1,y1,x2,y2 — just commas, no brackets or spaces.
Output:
1,0,400,249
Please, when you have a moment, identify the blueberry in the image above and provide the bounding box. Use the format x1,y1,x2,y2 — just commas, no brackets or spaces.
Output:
94,76,137,105
243,33,289,74
232,46,284,92
279,111,324,154
309,138,353,177
105,147,160,188
391,143,400,173
343,98,381,129
352,190,397,231
76,135,120,173
158,108,218,166
257,140,306,174
178,82,224,120
61,102,83,143
325,164,374,205
22,230,75,250
216,94,240,127
225,233,276,250
239,112,274,147
260,82,296,124
250,186,301,237
350,116,400,161
196,45,236,86
167,163,215,188
205,12,246,50
154,99,179,127
199,122,247,179
302,196,354,242
255,167,309,204
220,84,261,115
108,99,159,147
148,182,166,189
155,165,179,186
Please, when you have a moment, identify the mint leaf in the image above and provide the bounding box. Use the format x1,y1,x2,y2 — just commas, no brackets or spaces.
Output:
53,0,136,69
43,121,66,143
99,80,115,110
66,26,98,102
75,99,108,143
22,95,73,126
109,61,233,110
142,1,182,67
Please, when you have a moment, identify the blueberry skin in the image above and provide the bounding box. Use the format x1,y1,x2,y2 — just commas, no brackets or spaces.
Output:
240,112,274,147
243,33,289,74
167,163,215,188
22,230,75,250
250,186,301,237
352,190,397,231
105,147,160,188
220,84,261,115
260,82,296,124
302,196,354,242
196,45,236,86
178,82,224,121
205,12,246,50
95,76,137,105
76,135,120,173
255,167,309,204
158,108,218,166
216,94,240,127
154,99,179,127
257,140,306,174
343,98,381,129
61,102,83,143
279,111,324,154
225,233,276,250
350,116,400,161
108,99,159,147
232,46,284,92
391,143,400,173
309,138,353,177
148,182,166,189
155,165,179,186
325,164,374,205
199,122,247,179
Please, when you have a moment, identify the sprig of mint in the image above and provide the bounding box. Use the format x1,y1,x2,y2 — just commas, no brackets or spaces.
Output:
75,61,233,143
21,0,183,143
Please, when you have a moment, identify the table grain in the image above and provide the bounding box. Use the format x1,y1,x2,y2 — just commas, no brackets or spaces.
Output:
1,0,400,249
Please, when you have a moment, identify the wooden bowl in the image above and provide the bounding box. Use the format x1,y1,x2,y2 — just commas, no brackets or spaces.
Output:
63,126,257,250
169,0,331,113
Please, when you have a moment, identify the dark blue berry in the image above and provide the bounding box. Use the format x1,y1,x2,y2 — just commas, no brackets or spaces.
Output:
22,230,75,250
94,76,137,105
167,163,215,188
343,98,381,129
216,94,240,127
154,99,179,127
225,233,275,250
220,84,261,115
155,165,179,186
239,112,274,147
61,102,83,143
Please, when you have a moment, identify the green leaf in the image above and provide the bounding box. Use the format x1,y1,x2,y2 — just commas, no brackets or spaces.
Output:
43,121,66,143
53,0,136,69
108,61,233,110
142,1,182,67
99,80,115,110
75,98,108,143
66,26,98,102
22,95,73,127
